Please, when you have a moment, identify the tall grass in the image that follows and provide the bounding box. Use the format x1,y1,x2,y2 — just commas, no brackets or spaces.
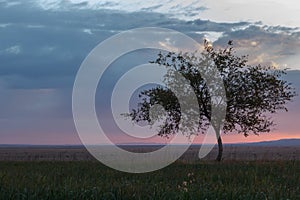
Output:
0,161,299,199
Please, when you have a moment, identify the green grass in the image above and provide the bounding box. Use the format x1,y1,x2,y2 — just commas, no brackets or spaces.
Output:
0,161,299,200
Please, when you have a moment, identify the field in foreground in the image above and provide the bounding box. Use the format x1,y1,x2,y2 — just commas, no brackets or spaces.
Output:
0,161,299,200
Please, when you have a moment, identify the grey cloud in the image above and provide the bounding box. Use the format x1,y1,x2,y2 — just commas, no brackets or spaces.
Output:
214,25,300,69
0,2,299,90
0,2,254,90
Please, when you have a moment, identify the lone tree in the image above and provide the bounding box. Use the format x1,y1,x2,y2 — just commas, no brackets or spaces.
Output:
127,41,296,161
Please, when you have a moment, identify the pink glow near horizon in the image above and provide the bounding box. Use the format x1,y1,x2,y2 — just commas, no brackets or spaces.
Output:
68,132,300,145
1,130,299,145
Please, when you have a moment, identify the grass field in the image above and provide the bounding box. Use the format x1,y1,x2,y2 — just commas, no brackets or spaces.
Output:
1,145,299,161
0,161,299,200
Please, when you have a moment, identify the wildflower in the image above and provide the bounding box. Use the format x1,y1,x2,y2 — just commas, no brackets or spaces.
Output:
187,172,194,177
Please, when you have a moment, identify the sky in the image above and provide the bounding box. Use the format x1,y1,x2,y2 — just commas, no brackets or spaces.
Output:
0,0,300,145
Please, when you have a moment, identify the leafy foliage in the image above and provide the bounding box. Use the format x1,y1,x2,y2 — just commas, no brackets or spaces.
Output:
128,41,296,137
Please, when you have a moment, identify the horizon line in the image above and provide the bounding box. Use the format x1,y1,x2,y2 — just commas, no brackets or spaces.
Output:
0,138,299,147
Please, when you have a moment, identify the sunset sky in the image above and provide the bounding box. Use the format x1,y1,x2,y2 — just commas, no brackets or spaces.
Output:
0,0,300,145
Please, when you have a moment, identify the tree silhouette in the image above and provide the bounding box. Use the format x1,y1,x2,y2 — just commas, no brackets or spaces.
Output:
126,41,296,161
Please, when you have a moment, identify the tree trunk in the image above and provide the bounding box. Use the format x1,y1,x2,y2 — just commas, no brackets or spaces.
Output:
216,135,223,162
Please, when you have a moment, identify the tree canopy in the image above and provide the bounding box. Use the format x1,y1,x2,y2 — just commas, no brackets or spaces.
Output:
126,41,296,161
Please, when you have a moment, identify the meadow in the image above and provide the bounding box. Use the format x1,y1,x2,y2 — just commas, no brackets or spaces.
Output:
0,160,299,200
